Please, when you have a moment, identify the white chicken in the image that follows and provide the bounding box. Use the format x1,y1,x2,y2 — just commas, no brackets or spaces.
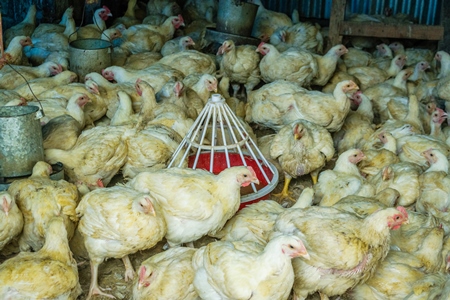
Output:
0,191,23,251
128,166,259,248
315,148,375,206
192,234,309,300
76,185,167,299
7,161,79,252
133,247,198,300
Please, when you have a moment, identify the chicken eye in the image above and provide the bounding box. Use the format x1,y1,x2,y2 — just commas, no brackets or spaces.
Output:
243,174,248,177
289,245,294,249
395,215,400,220
430,153,434,156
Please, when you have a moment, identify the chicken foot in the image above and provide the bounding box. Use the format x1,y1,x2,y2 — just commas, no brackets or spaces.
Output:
87,259,115,299
122,255,136,281
272,174,296,203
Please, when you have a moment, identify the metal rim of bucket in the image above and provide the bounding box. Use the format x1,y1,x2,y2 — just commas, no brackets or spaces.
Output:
0,105,39,118
69,38,112,50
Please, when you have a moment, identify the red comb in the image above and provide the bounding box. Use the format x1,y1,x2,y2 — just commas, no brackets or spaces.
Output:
257,42,265,48
396,206,408,217
247,166,257,178
102,5,111,13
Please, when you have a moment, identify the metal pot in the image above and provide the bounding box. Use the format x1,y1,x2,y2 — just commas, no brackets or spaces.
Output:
0,105,44,177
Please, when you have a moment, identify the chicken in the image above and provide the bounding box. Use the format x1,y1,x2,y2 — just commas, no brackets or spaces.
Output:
120,15,185,53
389,41,435,67
348,250,448,300
76,6,113,39
161,35,195,56
183,0,216,22
32,6,74,38
246,80,358,132
4,4,36,47
192,234,309,300
347,54,407,90
289,80,359,132
128,166,259,248
146,0,181,17
31,93,90,127
123,51,163,70
101,63,184,93
315,148,375,206
112,0,140,28
357,131,400,178
390,210,445,273
368,162,422,208
213,187,314,245
0,191,23,251
12,70,78,101
0,61,62,89
76,185,166,299
273,205,409,299
7,161,79,252
250,0,293,41
311,44,348,86
332,189,399,217
256,42,318,87
3,35,33,66
156,78,204,119
396,133,450,168
41,94,90,150
158,49,216,77
258,120,334,200
122,124,185,179
182,72,218,104
364,68,412,122
342,47,373,68
334,91,375,155
270,21,323,54
217,40,261,97
0,217,82,299
133,247,198,300
44,125,129,189
416,148,450,234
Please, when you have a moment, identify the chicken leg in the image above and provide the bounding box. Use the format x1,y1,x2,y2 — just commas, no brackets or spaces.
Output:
272,174,296,202
310,169,320,185
122,255,136,281
87,259,115,299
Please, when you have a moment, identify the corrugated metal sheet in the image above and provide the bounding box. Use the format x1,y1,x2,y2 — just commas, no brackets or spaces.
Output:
263,0,441,25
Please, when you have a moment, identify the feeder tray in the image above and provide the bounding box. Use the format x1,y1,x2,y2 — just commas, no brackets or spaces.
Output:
168,94,279,209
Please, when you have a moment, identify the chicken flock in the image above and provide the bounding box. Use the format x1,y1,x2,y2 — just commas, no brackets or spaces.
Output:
1,0,450,299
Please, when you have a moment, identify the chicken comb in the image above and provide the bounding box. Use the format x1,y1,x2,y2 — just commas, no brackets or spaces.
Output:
177,14,184,22
396,206,408,218
247,166,257,178
257,42,265,48
102,5,111,14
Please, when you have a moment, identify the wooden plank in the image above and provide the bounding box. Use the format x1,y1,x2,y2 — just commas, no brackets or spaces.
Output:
339,21,444,40
328,0,347,48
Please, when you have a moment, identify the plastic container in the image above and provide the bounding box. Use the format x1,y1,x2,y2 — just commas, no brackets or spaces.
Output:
169,94,279,210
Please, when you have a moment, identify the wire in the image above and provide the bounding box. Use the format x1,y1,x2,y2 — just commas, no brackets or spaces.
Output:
5,62,45,117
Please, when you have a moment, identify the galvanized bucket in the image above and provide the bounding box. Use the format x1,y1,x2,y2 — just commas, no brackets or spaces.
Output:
216,0,258,37
0,105,44,177
69,38,112,82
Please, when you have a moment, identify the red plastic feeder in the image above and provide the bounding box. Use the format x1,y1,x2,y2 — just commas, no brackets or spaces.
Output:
168,94,279,210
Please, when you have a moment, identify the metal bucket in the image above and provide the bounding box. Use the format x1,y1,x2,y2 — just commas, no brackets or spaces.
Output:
0,105,44,177
69,38,112,83
216,0,258,37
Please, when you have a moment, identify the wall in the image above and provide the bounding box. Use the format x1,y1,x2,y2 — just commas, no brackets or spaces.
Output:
263,0,442,25
0,0,70,30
